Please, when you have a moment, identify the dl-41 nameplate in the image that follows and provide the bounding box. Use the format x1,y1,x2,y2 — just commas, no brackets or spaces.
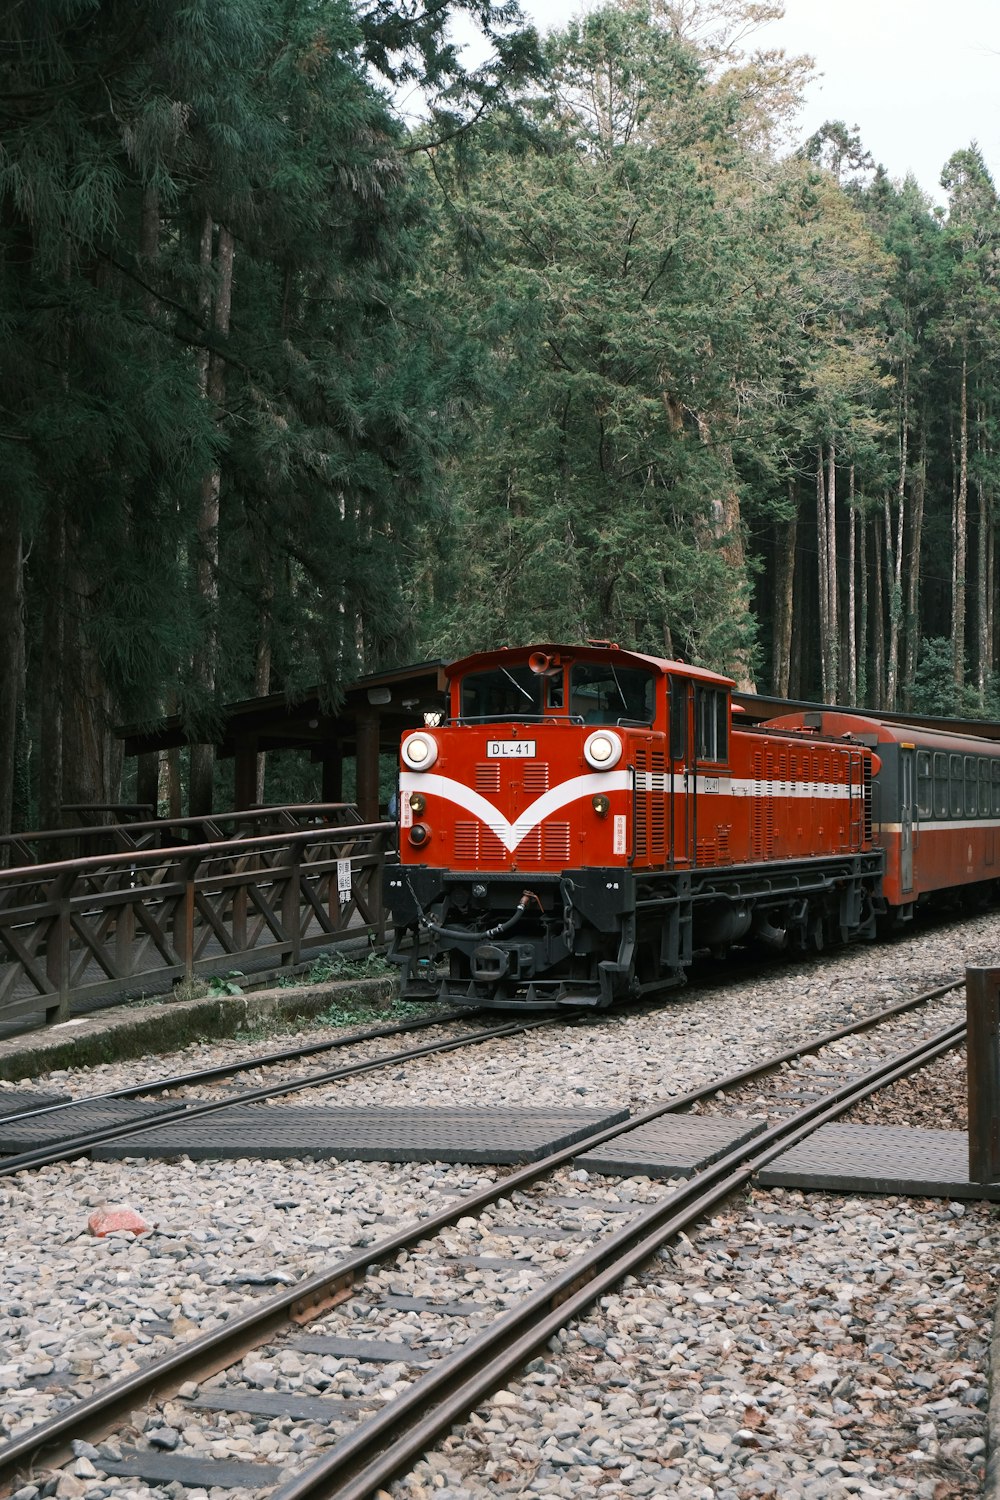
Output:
487,740,536,758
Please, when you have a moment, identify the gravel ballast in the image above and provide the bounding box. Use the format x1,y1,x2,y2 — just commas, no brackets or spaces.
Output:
0,911,998,1498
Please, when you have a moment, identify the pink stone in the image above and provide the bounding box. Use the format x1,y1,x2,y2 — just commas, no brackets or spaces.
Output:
88,1206,150,1237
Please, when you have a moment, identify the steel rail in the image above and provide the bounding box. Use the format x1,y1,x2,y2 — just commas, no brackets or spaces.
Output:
273,1016,966,1500
0,1015,561,1177
0,1008,473,1123
0,976,965,1489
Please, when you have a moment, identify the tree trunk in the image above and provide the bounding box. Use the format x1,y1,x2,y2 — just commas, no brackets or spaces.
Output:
826,440,839,701
872,512,885,709
953,348,968,692
0,496,25,839
37,498,66,829
815,446,829,701
976,403,988,704
902,424,926,709
771,484,796,697
858,511,869,707
189,217,235,815
846,466,857,705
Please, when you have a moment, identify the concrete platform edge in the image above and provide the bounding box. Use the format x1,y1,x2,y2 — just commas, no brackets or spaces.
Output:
985,1296,1000,1500
0,977,395,1081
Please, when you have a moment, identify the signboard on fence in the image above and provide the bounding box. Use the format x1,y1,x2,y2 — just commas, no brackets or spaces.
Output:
337,859,352,905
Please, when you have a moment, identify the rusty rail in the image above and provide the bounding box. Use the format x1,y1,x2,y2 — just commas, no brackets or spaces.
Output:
0,819,395,1028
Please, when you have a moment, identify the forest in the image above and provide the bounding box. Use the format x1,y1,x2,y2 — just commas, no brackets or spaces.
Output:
2,0,998,833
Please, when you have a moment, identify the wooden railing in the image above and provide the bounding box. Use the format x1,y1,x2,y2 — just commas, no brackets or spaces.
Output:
0,804,363,870
0,819,396,1029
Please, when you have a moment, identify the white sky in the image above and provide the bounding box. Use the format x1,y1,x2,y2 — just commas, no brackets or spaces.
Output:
518,0,1000,205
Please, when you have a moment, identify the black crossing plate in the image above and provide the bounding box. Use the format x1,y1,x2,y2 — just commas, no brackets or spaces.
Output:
575,1114,766,1178
758,1122,1000,1200
0,1091,72,1121
0,1098,180,1152
91,1105,630,1164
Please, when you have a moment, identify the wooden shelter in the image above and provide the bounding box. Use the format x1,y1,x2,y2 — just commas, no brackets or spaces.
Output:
120,661,448,823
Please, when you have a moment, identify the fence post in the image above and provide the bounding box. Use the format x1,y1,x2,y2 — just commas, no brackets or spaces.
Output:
282,840,302,969
172,855,198,982
966,965,1000,1183
45,870,74,1025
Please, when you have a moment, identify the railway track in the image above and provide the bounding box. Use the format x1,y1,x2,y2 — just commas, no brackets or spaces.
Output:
0,976,968,1498
0,1010,572,1175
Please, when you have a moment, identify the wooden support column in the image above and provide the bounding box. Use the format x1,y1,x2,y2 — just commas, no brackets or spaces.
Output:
234,735,259,810
967,965,1000,1183
321,745,343,804
136,753,159,815
355,711,380,823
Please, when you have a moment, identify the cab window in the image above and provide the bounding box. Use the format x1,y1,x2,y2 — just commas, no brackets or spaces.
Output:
460,666,543,721
569,663,654,725
670,684,689,761
695,687,729,763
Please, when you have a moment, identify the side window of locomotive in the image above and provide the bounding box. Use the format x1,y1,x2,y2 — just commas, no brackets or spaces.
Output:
569,664,654,725
993,760,1000,816
933,753,948,818
460,666,543,721
670,685,689,761
916,751,932,818
980,759,990,819
950,755,963,817
695,688,729,763
965,756,978,816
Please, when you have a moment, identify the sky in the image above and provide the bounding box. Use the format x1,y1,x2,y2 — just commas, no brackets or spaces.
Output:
516,0,1000,206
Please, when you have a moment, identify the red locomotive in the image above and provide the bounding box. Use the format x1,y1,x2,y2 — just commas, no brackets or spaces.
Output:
383,642,998,1008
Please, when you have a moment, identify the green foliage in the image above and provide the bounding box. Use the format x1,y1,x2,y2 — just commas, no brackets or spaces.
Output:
207,970,246,997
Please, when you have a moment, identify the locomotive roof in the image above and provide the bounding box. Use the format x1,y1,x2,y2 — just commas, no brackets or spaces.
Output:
447,643,736,688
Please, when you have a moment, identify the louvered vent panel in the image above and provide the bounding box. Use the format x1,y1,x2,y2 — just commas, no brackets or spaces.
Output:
697,839,717,866
716,825,730,864
522,764,549,792
475,764,501,792
751,752,764,859
650,750,666,857
481,828,506,864
634,747,648,859
542,823,571,863
455,823,479,861
516,828,542,862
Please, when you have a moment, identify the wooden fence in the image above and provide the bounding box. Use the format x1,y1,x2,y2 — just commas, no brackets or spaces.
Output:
0,816,396,1029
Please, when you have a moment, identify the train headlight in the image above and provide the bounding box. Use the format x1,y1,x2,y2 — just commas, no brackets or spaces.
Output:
408,792,426,815
584,730,623,770
591,794,610,817
402,732,438,771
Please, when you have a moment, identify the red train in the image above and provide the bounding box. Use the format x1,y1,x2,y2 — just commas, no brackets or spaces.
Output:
383,642,999,1008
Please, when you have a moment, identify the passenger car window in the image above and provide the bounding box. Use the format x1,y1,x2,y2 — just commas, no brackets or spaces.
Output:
916,751,932,818
950,754,963,817
933,753,948,818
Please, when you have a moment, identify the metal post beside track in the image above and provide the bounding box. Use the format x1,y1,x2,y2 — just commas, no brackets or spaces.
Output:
966,965,1000,1183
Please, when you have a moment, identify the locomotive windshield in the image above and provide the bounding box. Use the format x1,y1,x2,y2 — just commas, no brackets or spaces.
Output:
460,664,544,720
569,663,654,724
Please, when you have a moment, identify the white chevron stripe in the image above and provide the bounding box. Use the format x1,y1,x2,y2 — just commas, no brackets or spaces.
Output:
400,770,632,853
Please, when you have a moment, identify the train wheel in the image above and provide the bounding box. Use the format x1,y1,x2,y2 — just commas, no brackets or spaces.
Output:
808,911,825,953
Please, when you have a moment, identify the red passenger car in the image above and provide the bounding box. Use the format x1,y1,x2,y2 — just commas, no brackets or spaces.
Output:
384,642,883,1009
769,711,1000,915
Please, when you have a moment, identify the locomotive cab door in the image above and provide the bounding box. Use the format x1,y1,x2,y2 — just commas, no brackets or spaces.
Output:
668,680,693,866
900,744,914,895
